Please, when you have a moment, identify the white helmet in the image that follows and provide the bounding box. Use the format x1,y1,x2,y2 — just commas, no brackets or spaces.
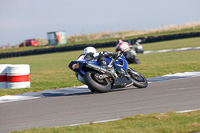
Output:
84,47,97,54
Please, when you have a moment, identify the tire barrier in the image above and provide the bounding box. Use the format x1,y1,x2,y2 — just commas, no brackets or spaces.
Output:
0,64,30,89
0,32,200,59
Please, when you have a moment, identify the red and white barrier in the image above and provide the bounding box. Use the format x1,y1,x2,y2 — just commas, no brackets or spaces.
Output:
0,64,30,89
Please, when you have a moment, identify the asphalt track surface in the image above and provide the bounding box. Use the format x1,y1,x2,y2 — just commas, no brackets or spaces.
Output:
0,76,200,133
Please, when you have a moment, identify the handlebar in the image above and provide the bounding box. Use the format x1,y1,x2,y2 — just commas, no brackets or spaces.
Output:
107,51,122,68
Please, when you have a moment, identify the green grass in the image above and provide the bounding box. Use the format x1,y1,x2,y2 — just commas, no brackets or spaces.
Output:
0,37,200,96
11,110,200,133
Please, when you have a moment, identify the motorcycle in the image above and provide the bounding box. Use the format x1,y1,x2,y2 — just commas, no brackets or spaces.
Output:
68,52,148,93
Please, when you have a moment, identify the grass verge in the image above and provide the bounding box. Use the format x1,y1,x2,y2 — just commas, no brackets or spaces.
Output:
11,110,200,133
0,37,200,96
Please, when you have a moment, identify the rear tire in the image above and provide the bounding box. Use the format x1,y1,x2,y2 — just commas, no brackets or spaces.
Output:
128,68,148,88
84,71,111,93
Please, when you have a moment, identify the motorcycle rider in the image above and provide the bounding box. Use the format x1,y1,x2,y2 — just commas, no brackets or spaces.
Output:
115,39,140,64
78,47,116,67
116,39,131,53
77,47,98,61
76,47,117,85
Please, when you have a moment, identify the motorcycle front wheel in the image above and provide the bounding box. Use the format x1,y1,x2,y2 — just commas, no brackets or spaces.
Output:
84,71,111,93
128,68,148,88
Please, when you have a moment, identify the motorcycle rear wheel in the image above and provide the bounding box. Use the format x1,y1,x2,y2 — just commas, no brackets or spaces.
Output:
128,68,148,88
84,71,111,93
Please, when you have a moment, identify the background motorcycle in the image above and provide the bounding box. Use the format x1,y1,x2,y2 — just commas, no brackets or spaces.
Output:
68,52,148,93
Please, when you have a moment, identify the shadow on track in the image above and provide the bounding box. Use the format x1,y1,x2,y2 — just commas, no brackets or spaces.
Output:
42,86,140,97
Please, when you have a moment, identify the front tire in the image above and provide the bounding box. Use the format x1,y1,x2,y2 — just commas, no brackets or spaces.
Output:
84,71,111,93
128,68,148,88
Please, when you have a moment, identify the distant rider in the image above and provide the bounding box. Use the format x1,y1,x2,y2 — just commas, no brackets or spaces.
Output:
115,39,140,64
115,39,131,53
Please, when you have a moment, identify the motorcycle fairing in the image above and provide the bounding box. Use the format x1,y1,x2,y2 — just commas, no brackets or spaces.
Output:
114,56,128,72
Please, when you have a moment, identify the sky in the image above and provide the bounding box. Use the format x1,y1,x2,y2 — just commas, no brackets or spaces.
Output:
0,0,200,46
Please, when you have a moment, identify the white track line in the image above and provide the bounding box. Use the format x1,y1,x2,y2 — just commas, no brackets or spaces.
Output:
0,85,90,103
68,118,120,126
144,46,200,54
147,71,200,83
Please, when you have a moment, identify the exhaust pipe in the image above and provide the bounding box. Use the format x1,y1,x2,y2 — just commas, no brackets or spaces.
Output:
86,63,107,73
86,63,118,79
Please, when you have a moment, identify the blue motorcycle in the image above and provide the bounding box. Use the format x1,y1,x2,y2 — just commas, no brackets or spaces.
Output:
68,52,148,93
